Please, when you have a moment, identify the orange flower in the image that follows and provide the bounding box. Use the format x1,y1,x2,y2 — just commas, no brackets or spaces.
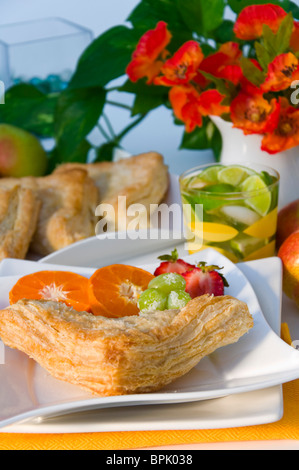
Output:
197,89,230,117
169,86,229,133
262,53,299,92
233,4,287,40
290,21,299,52
126,21,172,84
262,98,299,154
197,42,242,86
169,85,203,132
154,41,204,86
230,92,280,135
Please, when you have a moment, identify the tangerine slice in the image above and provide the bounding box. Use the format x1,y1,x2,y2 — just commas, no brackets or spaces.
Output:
9,270,91,312
88,264,155,317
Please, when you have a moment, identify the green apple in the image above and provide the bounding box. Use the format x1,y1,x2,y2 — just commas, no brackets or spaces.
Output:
0,124,48,177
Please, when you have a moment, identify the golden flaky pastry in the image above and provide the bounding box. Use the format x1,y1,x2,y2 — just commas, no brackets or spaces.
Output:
0,294,253,396
0,169,99,256
55,152,169,231
0,184,40,261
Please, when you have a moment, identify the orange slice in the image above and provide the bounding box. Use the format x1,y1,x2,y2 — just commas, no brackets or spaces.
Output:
9,270,91,312
88,264,155,317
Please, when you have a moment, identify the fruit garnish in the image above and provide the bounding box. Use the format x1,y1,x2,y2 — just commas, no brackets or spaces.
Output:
9,271,91,312
182,262,229,298
154,248,195,276
217,165,254,186
240,174,271,216
138,288,168,313
167,290,191,309
148,272,186,294
88,264,154,317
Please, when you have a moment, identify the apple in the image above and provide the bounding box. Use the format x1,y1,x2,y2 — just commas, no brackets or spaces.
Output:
278,230,299,308
276,200,299,249
0,124,48,177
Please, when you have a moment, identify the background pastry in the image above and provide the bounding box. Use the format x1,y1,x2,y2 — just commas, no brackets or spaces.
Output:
0,170,98,256
55,152,169,231
0,184,40,261
31,168,99,255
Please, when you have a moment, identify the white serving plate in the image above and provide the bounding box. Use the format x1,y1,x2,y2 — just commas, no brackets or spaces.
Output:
0,248,298,432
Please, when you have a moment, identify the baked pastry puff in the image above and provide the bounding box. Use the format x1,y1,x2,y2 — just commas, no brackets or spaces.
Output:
0,169,99,256
54,152,169,231
0,294,253,396
0,184,40,261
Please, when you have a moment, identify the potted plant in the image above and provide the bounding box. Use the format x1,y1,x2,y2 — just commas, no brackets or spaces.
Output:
124,2,299,207
1,1,299,205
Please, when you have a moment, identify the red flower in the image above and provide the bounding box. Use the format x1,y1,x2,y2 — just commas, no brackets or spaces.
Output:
169,85,203,132
230,92,280,135
262,53,299,92
154,41,204,86
126,21,172,84
197,89,230,117
197,42,243,86
234,4,287,40
262,98,299,154
290,21,299,52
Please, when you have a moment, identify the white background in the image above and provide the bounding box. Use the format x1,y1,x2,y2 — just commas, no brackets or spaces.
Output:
0,0,215,174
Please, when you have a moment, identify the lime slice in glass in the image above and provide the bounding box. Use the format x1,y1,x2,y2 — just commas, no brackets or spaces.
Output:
230,234,266,258
218,165,254,186
198,164,223,183
240,175,271,216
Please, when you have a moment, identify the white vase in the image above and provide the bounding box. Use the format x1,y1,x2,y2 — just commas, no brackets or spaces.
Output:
211,116,299,210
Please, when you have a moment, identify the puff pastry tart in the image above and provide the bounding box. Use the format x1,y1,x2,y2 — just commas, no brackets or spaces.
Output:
0,294,253,396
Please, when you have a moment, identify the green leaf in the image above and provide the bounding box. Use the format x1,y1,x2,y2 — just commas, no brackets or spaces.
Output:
54,87,106,156
69,26,140,89
211,20,236,44
127,0,193,51
0,84,57,137
199,71,231,96
289,1,299,19
268,12,294,54
120,79,169,115
128,0,186,30
95,141,119,162
47,139,92,173
254,13,294,70
180,118,222,160
240,56,265,85
176,0,225,35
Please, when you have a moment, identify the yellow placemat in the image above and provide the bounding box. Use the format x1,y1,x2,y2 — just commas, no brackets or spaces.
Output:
0,323,298,450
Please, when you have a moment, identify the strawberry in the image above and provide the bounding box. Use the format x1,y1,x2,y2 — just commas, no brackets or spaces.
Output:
154,248,195,276
182,262,229,298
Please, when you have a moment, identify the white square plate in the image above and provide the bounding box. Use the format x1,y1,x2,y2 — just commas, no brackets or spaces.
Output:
0,248,298,432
